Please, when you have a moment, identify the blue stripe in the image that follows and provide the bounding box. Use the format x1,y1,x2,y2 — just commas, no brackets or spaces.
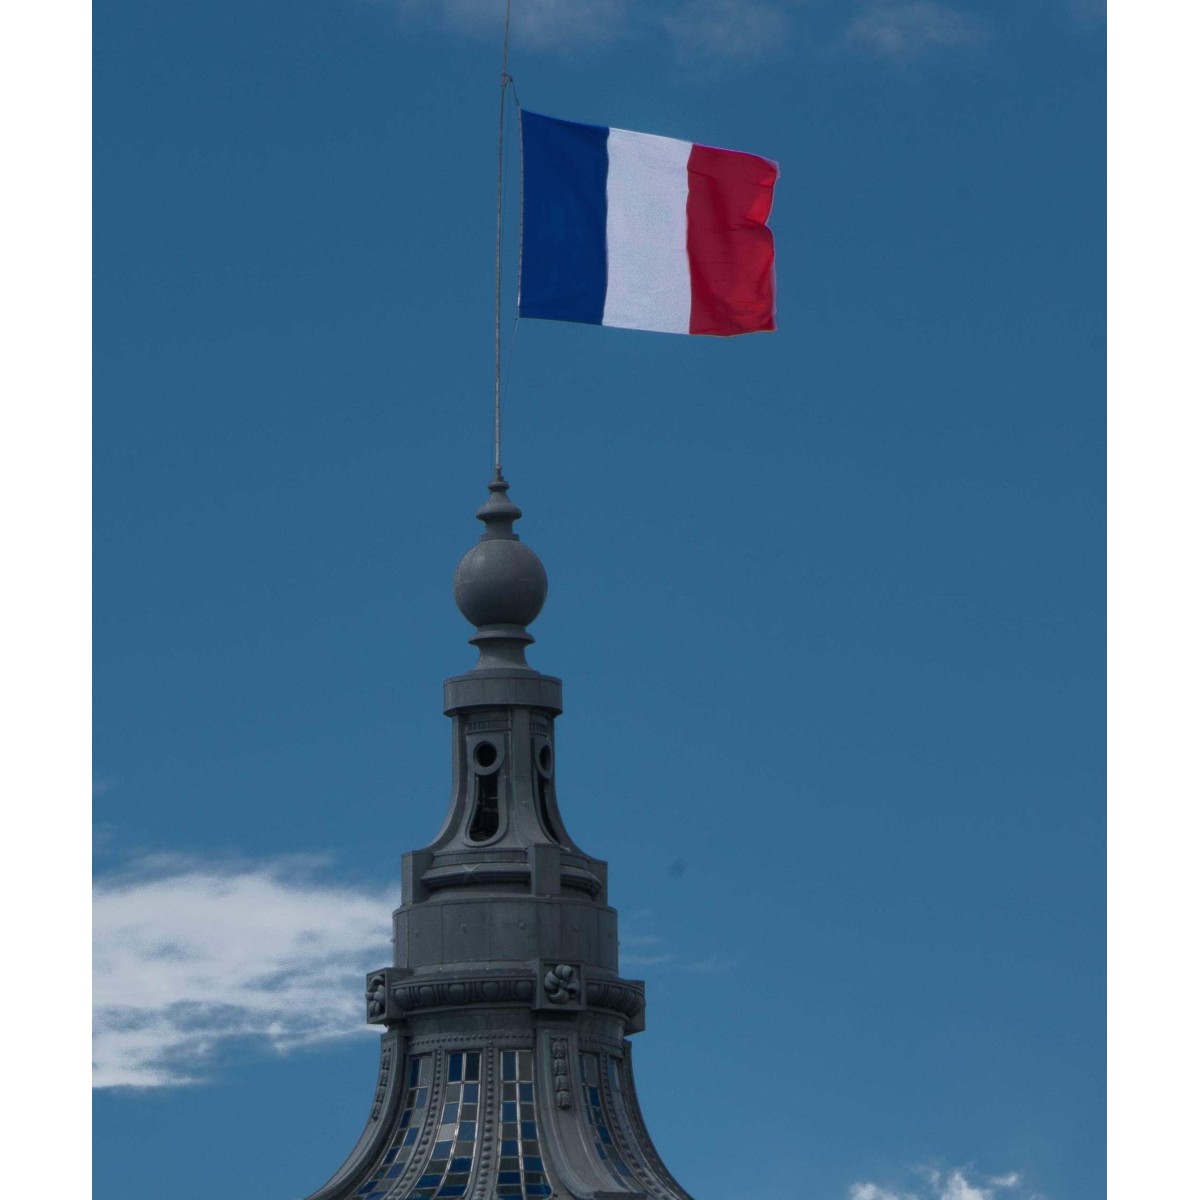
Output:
519,111,608,326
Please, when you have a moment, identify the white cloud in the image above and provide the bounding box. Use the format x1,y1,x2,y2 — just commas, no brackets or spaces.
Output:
851,1185,913,1200
661,0,793,61
850,1167,1031,1200
940,1169,994,1200
847,2,987,60
1065,0,1105,24
93,855,393,1088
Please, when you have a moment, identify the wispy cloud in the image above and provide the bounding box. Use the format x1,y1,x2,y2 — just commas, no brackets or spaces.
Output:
394,0,795,58
850,1166,1034,1200
619,933,663,948
619,948,739,973
620,952,677,967
661,0,793,61
1065,0,1105,25
851,1185,913,1200
846,2,988,60
93,855,392,1088
680,952,739,973
389,0,1091,64
619,918,739,974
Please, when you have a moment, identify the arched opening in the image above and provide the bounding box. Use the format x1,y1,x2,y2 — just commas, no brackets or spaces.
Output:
467,741,501,842
534,738,559,843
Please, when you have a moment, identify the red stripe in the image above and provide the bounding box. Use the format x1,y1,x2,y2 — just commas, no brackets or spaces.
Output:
686,144,779,336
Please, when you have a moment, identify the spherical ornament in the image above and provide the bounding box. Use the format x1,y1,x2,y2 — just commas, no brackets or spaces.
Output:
454,538,548,629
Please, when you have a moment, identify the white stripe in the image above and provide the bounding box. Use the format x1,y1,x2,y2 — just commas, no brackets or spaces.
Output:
603,127,692,335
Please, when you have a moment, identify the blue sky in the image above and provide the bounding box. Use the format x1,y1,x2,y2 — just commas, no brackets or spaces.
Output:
93,2,1104,1198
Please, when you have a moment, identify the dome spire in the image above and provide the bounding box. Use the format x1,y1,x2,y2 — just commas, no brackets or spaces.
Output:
452,474,548,671
299,471,695,1200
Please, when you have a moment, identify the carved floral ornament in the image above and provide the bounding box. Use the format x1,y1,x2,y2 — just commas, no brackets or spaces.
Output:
366,972,388,1020
543,963,581,1004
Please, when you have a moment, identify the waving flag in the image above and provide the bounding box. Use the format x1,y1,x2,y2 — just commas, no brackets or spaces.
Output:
519,111,779,337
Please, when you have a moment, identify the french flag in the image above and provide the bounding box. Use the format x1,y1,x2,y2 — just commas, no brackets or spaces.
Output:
518,111,779,337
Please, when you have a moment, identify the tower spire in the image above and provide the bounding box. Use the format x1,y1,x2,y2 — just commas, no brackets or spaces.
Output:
301,480,695,1200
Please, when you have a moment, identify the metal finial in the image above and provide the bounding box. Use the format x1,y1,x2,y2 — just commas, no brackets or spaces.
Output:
476,474,523,541
453,475,547,650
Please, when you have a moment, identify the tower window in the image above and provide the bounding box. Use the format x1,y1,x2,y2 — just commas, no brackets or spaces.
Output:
533,737,559,844
468,770,500,842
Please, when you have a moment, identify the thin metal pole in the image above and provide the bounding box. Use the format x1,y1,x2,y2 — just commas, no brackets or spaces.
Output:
493,0,512,480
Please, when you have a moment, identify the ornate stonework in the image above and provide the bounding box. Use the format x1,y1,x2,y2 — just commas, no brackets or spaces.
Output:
301,478,694,1200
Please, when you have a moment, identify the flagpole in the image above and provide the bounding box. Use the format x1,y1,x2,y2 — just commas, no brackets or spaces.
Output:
493,0,513,480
